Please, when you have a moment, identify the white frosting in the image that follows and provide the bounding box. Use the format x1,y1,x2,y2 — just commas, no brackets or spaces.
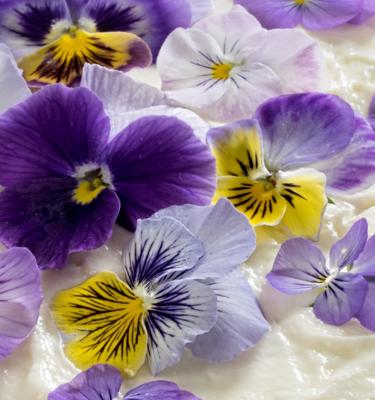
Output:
1,1,375,399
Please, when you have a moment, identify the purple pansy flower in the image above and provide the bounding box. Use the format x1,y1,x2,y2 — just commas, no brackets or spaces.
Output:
51,199,269,375
267,219,375,331
236,0,364,30
369,95,375,131
48,364,200,399
0,84,215,269
0,247,42,360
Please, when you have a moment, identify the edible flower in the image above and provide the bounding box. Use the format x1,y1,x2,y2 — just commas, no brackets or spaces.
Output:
208,92,375,239
235,0,364,30
267,219,375,331
51,199,269,376
0,247,42,360
369,95,375,131
48,364,200,400
157,5,324,123
0,84,215,269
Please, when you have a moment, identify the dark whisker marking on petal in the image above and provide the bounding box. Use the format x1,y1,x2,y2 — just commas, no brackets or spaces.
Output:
231,77,240,89
261,202,268,218
272,195,277,204
230,39,240,52
228,184,254,191
244,199,258,213
198,51,216,65
227,192,251,200
233,197,253,208
205,79,222,91
282,194,295,208
227,170,238,176
236,158,249,176
237,73,249,82
284,188,306,200
268,200,273,214
251,202,262,219
247,150,254,169
254,152,259,169
190,61,212,70
283,183,301,188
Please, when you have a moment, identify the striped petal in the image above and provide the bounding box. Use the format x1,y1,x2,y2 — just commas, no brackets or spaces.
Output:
51,272,148,376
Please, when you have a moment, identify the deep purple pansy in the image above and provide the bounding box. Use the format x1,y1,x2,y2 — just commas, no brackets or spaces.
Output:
267,219,375,331
0,247,42,360
369,95,375,131
48,364,200,400
235,0,365,30
0,84,215,269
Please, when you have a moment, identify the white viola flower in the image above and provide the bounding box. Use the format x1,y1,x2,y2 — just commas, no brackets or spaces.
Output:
157,5,325,123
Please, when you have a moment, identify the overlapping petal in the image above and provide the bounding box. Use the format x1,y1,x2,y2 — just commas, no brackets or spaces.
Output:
356,282,375,331
350,0,375,24
351,235,375,277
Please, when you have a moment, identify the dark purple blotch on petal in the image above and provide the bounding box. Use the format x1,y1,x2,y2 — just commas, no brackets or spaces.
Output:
369,95,375,131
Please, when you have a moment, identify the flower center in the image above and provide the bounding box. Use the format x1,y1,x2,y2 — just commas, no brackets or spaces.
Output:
133,285,155,311
294,0,307,4
211,63,233,80
73,167,110,205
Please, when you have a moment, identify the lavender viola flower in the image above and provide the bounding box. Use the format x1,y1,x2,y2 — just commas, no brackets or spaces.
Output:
48,364,200,400
236,0,364,30
0,84,215,269
369,95,375,131
51,199,269,376
267,219,375,331
0,247,43,360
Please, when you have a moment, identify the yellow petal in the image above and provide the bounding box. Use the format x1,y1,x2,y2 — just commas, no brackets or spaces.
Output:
51,271,148,376
277,168,327,240
18,29,151,85
215,176,286,226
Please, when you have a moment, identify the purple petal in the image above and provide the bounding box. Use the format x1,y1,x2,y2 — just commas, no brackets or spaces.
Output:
0,247,42,360
48,364,122,400
329,219,368,270
267,238,328,294
350,0,375,24
352,235,375,277
122,217,204,287
152,199,256,279
255,93,356,171
145,280,217,374
356,282,375,332
369,95,375,131
106,115,216,230
0,84,110,186
124,381,200,400
187,0,213,24
189,270,269,362
313,273,368,325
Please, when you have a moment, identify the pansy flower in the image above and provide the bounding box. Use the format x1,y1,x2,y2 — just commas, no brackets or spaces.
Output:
51,199,269,375
236,0,364,30
0,247,42,360
48,364,200,399
267,219,375,331
157,5,324,123
0,84,215,269
208,92,375,239
369,95,375,131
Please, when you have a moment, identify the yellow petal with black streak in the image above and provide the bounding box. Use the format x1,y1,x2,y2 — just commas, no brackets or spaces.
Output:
18,29,151,85
51,271,148,376
215,176,286,226
277,168,327,240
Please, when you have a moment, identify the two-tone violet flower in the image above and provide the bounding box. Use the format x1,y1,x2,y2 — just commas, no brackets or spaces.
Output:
267,219,375,331
0,247,42,360
157,5,324,123
0,84,215,269
48,364,200,400
51,199,269,376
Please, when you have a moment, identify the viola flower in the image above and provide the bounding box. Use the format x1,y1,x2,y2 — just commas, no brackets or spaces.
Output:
157,5,324,123
51,199,269,375
267,219,375,331
208,92,375,239
0,247,42,360
369,95,375,131
48,364,200,400
0,84,215,269
236,0,363,30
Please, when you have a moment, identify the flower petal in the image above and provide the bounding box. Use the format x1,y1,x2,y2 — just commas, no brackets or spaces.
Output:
277,168,327,240
122,217,204,287
48,364,122,400
189,270,269,362
105,115,216,230
350,0,375,24
352,235,375,277
51,272,148,376
0,44,30,113
124,381,200,400
369,95,375,131
313,273,368,326
329,219,368,270
255,93,356,171
152,199,256,279
187,0,213,24
0,247,42,360
145,279,217,374
356,282,375,332
267,238,328,294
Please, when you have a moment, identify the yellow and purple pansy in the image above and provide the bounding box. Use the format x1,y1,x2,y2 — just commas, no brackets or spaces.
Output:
51,199,269,376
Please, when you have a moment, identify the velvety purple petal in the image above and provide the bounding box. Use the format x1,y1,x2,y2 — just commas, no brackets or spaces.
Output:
313,273,368,325
329,219,368,270
145,280,217,374
256,93,356,171
124,381,200,400
189,270,269,362
356,282,375,332
122,217,204,287
350,0,375,24
152,199,255,279
0,247,42,360
0,178,120,269
369,95,375,131
0,84,110,186
352,235,375,277
267,238,328,294
106,115,216,230
48,364,122,400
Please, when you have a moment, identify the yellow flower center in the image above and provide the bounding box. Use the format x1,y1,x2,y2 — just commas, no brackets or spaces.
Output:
73,168,108,205
211,63,233,80
294,0,307,4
